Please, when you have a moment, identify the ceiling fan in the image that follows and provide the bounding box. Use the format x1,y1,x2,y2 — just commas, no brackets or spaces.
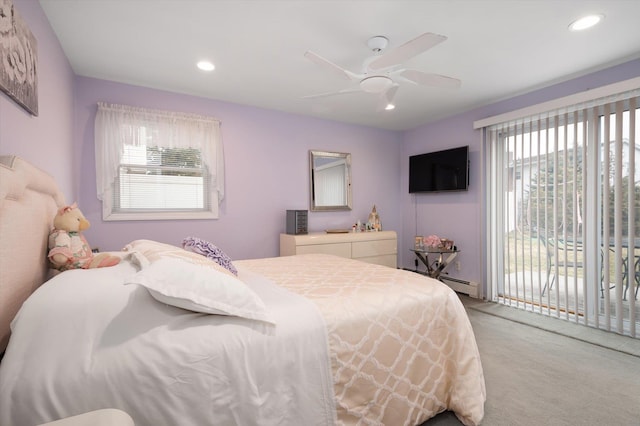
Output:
303,32,461,110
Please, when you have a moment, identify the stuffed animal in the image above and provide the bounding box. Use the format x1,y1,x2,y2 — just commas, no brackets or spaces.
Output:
48,203,120,271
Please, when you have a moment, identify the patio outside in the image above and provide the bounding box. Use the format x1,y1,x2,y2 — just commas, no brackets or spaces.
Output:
499,231,639,336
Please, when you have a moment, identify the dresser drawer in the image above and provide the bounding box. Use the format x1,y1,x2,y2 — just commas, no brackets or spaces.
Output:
352,239,397,258
296,242,351,258
280,231,397,267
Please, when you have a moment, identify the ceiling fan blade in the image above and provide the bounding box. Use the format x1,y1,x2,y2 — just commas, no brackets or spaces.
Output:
369,32,447,71
302,87,363,99
304,50,358,81
399,69,461,89
377,85,399,112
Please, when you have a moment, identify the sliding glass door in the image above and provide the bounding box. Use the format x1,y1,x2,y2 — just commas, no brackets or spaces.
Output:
484,94,639,338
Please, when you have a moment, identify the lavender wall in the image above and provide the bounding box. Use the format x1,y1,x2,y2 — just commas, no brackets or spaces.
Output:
0,0,76,199
75,77,402,259
400,59,640,293
4,0,640,278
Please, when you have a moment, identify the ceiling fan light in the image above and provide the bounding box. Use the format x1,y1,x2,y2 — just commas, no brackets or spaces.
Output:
360,76,393,93
367,36,389,53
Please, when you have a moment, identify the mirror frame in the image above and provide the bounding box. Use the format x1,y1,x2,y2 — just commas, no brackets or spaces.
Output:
309,150,352,211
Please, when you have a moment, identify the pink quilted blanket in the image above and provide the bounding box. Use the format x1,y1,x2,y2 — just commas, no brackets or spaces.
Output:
236,254,486,426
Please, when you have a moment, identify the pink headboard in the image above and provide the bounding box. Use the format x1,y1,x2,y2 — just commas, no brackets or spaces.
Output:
0,156,65,353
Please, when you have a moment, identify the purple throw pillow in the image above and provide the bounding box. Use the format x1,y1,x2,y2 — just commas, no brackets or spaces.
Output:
182,236,238,276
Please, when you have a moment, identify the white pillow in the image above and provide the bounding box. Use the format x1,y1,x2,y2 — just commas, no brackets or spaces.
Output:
123,239,199,265
125,257,274,324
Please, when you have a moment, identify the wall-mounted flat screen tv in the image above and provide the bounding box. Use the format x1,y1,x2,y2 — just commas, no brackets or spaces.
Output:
409,145,469,193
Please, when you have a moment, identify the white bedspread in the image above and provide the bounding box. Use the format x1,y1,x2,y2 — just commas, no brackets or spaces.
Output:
0,260,337,426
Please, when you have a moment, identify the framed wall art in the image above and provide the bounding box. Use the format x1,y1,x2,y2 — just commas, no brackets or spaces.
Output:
0,0,38,116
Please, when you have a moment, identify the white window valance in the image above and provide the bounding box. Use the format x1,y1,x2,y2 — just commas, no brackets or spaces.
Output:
95,102,224,220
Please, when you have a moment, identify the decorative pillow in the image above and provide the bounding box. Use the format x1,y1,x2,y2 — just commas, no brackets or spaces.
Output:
124,257,273,323
123,239,184,257
122,239,230,272
182,236,238,276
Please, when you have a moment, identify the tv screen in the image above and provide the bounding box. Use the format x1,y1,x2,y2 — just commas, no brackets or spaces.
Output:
409,146,469,193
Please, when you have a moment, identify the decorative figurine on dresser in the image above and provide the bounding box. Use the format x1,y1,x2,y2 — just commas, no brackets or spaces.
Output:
366,205,382,231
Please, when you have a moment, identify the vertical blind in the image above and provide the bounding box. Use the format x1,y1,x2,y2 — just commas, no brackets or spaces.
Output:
484,90,639,338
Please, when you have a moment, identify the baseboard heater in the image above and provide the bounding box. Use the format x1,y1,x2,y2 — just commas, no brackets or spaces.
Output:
440,276,479,298
402,268,480,299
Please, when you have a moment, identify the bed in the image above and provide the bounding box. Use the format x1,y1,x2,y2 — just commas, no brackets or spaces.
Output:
0,156,485,426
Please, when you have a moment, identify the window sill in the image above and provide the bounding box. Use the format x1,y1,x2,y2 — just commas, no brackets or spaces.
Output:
104,211,218,221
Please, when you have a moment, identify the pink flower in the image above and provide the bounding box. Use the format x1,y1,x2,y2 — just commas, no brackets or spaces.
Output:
424,235,441,247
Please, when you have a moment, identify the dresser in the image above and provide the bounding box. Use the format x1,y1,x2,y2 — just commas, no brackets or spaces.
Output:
279,231,397,268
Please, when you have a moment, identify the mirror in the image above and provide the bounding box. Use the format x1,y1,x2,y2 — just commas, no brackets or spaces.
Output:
309,150,352,211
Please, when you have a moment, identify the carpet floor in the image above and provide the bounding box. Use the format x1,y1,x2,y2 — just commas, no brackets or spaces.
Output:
422,296,640,426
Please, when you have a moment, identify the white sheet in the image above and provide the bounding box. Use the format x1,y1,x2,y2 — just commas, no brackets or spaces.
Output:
0,260,336,426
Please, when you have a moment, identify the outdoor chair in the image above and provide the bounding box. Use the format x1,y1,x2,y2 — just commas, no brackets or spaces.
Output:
622,256,640,300
539,232,612,298
540,233,583,296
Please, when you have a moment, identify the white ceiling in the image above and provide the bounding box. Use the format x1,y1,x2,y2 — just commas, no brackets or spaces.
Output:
39,0,640,131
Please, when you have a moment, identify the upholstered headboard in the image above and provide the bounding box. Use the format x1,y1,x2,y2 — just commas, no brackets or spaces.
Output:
0,156,65,354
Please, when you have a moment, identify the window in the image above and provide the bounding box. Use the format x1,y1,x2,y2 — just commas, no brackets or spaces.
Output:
95,103,224,220
117,146,207,211
482,88,640,338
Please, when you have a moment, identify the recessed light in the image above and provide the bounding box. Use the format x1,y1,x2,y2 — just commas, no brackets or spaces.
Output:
385,103,395,111
197,60,215,71
569,14,604,31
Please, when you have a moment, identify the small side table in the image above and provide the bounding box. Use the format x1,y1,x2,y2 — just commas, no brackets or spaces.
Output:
410,247,459,281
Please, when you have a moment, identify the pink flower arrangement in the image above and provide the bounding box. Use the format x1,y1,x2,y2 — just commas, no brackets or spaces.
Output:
423,235,442,248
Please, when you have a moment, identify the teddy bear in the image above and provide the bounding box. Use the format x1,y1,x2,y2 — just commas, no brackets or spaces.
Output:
48,203,120,271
